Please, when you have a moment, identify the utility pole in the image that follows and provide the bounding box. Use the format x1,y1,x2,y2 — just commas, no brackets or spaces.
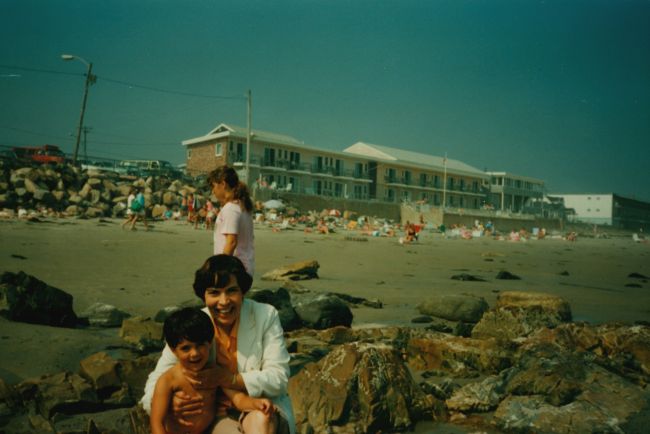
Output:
245,89,252,186
61,54,95,166
442,152,448,212
81,126,92,162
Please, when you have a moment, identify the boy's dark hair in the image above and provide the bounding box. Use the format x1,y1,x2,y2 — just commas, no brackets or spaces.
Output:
193,254,253,299
163,307,214,348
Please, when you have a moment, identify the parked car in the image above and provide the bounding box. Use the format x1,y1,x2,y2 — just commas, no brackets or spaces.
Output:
80,159,129,174
12,145,66,165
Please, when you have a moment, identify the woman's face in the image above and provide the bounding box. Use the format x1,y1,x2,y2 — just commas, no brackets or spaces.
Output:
211,181,226,202
204,274,243,332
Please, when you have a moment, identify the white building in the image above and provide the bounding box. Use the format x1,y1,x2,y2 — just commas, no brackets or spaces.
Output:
550,193,650,230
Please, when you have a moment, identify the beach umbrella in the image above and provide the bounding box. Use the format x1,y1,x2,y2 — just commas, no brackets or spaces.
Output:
263,199,285,210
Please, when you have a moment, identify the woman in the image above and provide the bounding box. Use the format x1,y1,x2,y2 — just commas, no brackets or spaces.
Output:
141,255,295,434
208,166,255,277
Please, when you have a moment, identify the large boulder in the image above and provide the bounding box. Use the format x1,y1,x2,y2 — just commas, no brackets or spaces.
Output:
494,364,649,434
471,291,572,341
79,352,121,394
523,322,650,385
79,302,131,327
288,342,437,433
0,271,78,328
261,260,320,281
418,294,489,323
407,333,513,376
247,287,302,331
119,316,164,353
15,372,99,418
294,294,353,330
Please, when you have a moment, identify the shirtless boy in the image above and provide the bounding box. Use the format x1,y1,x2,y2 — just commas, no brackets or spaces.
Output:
150,307,273,434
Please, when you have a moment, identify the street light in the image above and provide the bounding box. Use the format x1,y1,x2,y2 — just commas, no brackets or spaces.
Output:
61,53,95,165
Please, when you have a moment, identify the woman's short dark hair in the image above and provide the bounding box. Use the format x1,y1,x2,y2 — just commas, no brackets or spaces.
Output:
193,254,253,299
163,307,214,348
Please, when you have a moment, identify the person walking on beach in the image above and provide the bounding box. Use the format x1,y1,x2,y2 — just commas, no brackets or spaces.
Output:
121,187,136,230
126,188,149,231
208,165,255,277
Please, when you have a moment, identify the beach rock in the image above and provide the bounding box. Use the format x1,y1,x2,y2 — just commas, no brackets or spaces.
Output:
78,352,121,394
79,302,131,327
471,291,572,340
328,291,383,309
446,373,507,412
524,322,650,385
153,305,181,323
117,355,159,402
494,364,649,434
119,316,164,353
288,342,437,433
15,372,99,418
418,294,489,323
51,407,133,434
261,260,320,281
0,271,78,328
162,191,176,206
451,273,486,282
84,207,104,218
247,287,302,331
407,333,513,376
151,204,166,218
294,294,353,329
496,271,521,280
506,345,585,406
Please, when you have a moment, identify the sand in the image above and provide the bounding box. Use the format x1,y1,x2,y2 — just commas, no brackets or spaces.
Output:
1,218,649,385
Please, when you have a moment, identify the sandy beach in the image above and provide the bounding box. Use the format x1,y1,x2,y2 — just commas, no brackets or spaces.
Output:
1,217,649,386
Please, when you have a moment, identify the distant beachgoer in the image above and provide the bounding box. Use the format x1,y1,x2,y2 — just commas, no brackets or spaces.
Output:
130,189,149,231
121,187,136,230
209,165,255,277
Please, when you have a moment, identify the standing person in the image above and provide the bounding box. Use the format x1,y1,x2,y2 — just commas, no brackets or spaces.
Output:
121,187,136,230
141,255,295,434
130,188,149,231
208,166,255,277
187,193,196,225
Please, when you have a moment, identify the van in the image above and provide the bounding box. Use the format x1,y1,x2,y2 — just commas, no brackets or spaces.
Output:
118,160,182,178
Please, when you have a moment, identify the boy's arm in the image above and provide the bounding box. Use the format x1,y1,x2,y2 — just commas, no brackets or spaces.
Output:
150,373,172,434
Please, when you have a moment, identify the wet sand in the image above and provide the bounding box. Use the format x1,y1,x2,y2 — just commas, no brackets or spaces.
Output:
1,218,649,386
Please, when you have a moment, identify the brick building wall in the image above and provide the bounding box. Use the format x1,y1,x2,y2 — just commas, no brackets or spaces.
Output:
186,140,228,176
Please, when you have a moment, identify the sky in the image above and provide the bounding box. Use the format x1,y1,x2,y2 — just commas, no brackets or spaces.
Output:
1,0,649,200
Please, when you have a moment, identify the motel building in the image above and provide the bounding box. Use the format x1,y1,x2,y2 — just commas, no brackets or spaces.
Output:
485,172,545,213
182,123,489,209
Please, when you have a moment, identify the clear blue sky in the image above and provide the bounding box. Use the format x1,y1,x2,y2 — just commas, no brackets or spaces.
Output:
1,0,649,200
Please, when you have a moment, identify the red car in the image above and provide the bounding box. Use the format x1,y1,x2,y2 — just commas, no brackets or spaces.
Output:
13,145,66,164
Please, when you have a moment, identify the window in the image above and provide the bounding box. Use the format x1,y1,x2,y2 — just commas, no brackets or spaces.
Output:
215,143,223,156
187,148,192,159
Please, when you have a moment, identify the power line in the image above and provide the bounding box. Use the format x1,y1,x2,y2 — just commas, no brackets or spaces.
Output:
98,76,245,100
0,63,246,100
0,64,83,78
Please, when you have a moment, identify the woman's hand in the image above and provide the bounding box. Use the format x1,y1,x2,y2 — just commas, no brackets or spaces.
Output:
182,364,232,390
252,398,275,415
171,390,204,427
